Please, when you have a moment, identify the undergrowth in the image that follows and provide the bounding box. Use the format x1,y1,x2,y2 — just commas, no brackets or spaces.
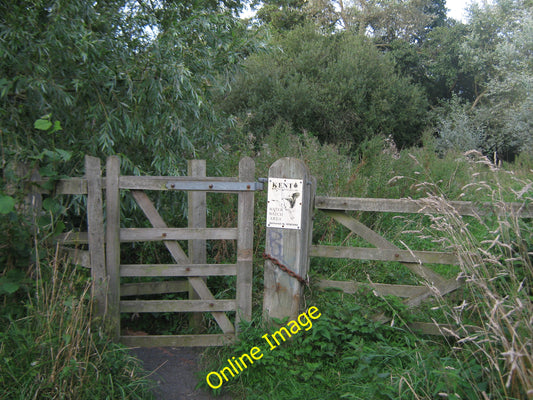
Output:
198,291,480,399
0,209,155,400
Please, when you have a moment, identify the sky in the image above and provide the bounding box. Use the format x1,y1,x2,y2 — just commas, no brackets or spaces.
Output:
240,1,479,23
446,0,475,22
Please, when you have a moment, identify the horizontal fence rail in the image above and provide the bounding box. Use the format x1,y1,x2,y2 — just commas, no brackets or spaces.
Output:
315,196,533,217
311,194,531,336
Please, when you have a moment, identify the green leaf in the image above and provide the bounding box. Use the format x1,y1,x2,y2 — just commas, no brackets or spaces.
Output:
0,195,15,214
34,119,53,131
39,165,56,177
55,148,72,162
51,120,62,133
0,279,20,295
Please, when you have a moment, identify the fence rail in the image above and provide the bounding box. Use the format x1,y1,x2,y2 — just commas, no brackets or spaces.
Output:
311,195,532,335
315,196,533,217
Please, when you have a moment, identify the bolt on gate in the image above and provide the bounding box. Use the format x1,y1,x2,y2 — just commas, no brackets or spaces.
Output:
51,155,262,347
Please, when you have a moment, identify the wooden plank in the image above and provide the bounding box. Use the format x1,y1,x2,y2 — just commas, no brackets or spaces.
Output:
405,278,463,307
31,178,88,194
323,210,449,288
316,279,430,298
120,175,238,191
131,190,235,334
105,156,121,340
119,227,238,242
120,281,189,296
120,299,236,313
315,196,533,218
407,322,462,337
131,190,189,263
28,169,42,226
59,246,91,268
188,160,207,332
263,158,316,322
85,156,107,316
188,277,235,334
120,334,235,347
310,245,460,265
120,264,237,277
236,157,255,329
56,231,89,245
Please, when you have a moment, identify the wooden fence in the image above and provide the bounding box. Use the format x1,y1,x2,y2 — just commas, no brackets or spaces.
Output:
262,159,533,335
34,155,533,341
41,155,261,347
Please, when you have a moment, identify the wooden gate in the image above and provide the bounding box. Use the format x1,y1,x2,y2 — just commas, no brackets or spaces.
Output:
261,158,533,335
311,196,532,334
49,155,261,347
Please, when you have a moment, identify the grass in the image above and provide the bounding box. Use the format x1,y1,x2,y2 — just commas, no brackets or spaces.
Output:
0,246,155,399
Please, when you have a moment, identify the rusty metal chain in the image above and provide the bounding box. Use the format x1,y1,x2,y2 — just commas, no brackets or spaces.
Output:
262,253,309,286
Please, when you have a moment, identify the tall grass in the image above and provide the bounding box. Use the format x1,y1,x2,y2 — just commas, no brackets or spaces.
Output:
0,246,154,399
416,152,533,399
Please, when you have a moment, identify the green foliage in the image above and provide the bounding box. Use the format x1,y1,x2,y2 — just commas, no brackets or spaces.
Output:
389,22,477,105
429,0,533,158
0,0,258,175
0,253,155,399
199,292,481,399
220,25,428,150
254,0,309,31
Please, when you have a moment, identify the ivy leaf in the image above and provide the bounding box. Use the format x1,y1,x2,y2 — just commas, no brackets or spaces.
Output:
0,194,15,214
34,119,53,131
55,148,72,162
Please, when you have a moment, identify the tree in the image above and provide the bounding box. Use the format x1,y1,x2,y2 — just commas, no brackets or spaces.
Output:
253,0,309,31
434,0,533,158
220,25,428,149
389,22,477,106
0,0,256,175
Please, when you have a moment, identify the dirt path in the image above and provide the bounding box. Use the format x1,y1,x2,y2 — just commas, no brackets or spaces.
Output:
130,347,234,400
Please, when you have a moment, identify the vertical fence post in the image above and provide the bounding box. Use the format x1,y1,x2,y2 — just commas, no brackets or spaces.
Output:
85,156,107,317
188,160,207,331
263,157,315,322
236,157,255,332
105,156,121,341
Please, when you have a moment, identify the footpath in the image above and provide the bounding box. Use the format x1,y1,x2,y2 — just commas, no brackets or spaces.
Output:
131,347,234,400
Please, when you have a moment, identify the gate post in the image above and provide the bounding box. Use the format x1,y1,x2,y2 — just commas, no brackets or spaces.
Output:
188,160,207,332
85,156,107,317
236,157,255,331
105,156,121,341
263,158,315,322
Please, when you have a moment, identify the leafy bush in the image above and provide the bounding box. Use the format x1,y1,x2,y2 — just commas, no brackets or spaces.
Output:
219,25,429,150
199,290,482,400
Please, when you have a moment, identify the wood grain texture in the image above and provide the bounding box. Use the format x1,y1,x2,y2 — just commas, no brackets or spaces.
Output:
236,157,255,329
105,156,121,340
120,334,235,347
85,156,107,316
263,158,315,322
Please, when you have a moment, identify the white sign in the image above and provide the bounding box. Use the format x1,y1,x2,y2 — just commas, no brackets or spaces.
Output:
266,178,303,229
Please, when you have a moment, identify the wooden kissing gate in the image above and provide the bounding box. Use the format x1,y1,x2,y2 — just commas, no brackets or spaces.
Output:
51,155,261,347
